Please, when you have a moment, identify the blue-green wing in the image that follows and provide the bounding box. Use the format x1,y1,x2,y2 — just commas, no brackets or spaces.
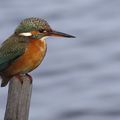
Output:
0,35,27,71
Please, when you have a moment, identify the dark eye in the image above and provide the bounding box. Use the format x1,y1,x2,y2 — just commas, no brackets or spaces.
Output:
39,29,47,33
39,29,44,33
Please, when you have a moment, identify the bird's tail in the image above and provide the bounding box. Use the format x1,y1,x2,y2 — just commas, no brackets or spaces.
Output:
0,73,11,87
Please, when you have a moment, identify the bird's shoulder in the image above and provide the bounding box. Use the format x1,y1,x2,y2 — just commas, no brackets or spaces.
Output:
0,34,29,65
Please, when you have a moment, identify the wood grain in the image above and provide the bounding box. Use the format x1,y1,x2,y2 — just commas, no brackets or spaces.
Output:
4,75,32,120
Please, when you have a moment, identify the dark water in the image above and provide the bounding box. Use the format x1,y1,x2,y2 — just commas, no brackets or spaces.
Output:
0,0,120,120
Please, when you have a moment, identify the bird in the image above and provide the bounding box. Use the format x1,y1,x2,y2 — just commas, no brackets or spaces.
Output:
0,17,75,87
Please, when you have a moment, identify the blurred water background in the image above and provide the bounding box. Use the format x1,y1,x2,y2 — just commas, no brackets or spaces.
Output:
0,0,120,120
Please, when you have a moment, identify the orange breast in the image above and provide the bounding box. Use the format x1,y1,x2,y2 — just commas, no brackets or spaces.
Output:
5,39,47,76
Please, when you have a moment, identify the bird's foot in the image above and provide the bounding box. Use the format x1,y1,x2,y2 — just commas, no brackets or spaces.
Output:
14,74,24,84
26,73,33,84
14,74,32,85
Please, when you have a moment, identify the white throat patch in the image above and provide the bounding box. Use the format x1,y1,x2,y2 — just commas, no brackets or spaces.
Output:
41,36,48,41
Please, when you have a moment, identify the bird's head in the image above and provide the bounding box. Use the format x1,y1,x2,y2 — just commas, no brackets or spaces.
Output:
15,17,75,39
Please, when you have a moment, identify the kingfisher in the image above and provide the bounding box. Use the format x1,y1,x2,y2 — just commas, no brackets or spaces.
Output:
0,17,75,87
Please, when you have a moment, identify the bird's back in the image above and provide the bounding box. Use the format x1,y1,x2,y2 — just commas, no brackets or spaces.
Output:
0,34,28,71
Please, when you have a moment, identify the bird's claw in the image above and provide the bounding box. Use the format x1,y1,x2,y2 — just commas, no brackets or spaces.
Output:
14,74,32,85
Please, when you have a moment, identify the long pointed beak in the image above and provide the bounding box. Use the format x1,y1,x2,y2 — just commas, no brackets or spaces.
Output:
49,30,75,38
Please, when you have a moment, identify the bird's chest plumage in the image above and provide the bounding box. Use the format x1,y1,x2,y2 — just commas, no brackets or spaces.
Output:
5,39,47,75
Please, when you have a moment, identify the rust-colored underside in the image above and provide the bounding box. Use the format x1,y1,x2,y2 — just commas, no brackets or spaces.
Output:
4,39,47,77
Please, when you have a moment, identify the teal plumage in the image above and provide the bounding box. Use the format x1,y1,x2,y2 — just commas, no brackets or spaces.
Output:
0,17,75,87
15,17,51,34
0,35,28,71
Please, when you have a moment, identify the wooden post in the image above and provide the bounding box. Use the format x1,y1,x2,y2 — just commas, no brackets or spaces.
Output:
4,75,32,120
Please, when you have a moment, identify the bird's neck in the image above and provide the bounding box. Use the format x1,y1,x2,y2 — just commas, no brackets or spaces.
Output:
29,38,47,50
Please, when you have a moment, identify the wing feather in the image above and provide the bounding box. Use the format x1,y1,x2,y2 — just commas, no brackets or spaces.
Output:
0,35,28,71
